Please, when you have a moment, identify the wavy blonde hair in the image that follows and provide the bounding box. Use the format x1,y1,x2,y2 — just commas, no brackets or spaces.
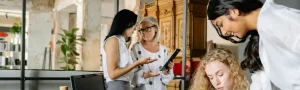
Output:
189,48,249,90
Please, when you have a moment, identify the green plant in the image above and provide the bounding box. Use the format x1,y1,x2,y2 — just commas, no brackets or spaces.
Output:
56,28,86,70
10,23,22,34
0,66,9,69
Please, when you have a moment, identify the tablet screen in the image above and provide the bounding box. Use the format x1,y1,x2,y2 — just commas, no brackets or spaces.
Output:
160,48,181,71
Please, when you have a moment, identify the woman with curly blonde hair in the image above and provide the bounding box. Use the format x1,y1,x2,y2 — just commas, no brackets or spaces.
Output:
189,48,249,90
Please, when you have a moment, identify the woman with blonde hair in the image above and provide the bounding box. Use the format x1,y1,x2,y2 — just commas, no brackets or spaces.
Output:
189,48,249,90
131,16,174,90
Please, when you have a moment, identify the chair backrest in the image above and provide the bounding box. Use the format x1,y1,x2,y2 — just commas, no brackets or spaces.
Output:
70,73,106,90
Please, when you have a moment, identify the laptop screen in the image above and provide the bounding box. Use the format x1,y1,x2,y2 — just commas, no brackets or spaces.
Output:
71,74,105,90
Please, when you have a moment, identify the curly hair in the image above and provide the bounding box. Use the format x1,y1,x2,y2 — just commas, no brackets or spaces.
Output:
189,48,249,90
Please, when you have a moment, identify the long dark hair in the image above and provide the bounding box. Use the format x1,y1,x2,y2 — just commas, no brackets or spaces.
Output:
104,9,137,41
207,0,263,20
241,31,263,73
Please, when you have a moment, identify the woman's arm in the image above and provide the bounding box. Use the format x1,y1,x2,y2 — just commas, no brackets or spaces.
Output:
105,37,156,80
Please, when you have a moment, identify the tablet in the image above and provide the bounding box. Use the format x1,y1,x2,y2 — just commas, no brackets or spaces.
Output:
160,48,181,71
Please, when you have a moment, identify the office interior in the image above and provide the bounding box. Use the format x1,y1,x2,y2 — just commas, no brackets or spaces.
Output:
0,0,299,90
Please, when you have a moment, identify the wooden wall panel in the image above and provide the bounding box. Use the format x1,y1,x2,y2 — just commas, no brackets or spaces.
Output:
142,0,208,58
191,16,207,57
159,17,175,53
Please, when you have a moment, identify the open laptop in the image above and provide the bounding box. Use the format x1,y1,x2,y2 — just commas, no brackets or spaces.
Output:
70,73,106,90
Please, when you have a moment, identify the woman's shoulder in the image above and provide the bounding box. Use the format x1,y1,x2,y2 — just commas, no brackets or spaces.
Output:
105,35,119,42
105,36,119,45
132,42,141,48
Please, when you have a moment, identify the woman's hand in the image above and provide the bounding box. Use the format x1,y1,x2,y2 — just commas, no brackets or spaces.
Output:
162,62,174,75
167,62,174,69
143,70,160,78
137,57,157,65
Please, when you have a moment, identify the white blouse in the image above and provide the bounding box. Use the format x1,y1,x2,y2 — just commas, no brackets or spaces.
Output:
257,0,300,89
131,42,174,90
101,35,135,83
250,71,280,90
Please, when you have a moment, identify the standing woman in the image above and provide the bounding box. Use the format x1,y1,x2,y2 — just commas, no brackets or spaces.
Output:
102,9,157,90
131,17,174,90
207,0,300,89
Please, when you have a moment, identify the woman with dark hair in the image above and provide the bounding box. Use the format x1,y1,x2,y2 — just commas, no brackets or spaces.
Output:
207,0,300,89
101,9,157,90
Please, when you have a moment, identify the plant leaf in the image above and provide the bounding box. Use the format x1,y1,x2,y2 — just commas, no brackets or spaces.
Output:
69,36,76,43
60,35,69,40
10,23,22,34
71,28,79,35
62,38,66,42
56,40,64,44
63,30,71,36
60,66,68,70
71,49,80,56
67,64,75,70
77,37,86,41
58,57,67,63
68,59,78,64
74,52,80,56
61,44,67,56
58,33,65,37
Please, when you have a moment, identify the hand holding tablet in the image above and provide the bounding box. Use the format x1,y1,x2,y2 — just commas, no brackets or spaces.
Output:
160,49,181,71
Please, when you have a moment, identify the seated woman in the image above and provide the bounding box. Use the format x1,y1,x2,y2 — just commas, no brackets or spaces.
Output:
131,17,174,90
189,48,249,90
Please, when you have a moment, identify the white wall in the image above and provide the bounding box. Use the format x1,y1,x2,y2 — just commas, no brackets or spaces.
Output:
27,12,53,69
55,0,76,12
101,2,115,18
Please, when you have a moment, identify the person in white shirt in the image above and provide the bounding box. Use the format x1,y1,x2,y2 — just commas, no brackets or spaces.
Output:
207,0,300,89
131,17,174,90
102,9,157,90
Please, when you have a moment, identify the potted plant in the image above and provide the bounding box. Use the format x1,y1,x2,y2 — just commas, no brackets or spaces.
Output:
10,23,22,44
56,28,86,70
10,23,22,34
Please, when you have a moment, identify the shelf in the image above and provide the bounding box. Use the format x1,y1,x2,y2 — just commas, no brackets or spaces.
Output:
0,69,102,80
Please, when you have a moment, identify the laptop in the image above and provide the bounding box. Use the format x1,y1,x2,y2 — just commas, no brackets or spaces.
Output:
70,73,106,90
